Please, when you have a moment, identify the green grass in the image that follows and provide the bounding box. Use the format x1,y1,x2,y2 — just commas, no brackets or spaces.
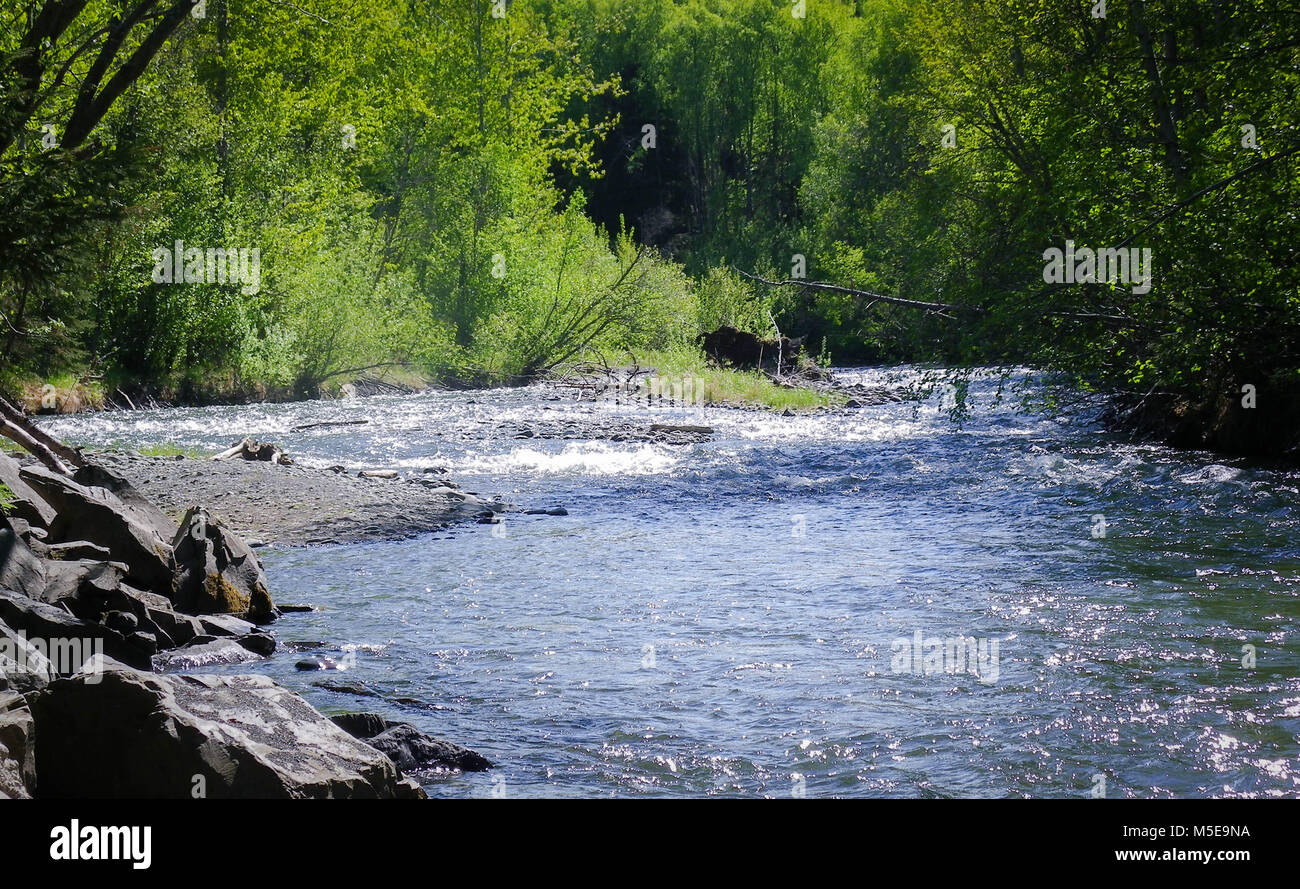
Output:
137,443,204,458
0,481,15,512
607,346,839,412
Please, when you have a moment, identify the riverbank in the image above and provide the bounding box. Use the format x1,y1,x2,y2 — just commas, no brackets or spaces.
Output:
90,452,506,547
3,345,851,418
1108,383,1300,464
0,440,498,798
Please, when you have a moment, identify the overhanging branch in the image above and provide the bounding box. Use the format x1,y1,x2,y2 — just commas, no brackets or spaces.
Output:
732,268,977,318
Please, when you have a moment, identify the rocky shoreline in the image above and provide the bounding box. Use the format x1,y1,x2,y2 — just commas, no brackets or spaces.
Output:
0,447,494,799
89,451,508,547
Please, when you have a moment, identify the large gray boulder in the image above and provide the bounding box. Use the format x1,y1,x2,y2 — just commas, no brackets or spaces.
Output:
171,506,274,623
0,691,35,799
0,589,153,671
18,465,175,595
31,665,426,798
0,516,48,600
0,451,56,529
69,463,177,537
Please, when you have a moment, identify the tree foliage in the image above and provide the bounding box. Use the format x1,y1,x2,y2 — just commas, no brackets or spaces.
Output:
1,0,1296,439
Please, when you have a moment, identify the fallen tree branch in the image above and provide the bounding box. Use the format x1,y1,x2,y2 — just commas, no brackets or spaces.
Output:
0,416,70,474
736,269,1135,325
290,419,370,432
0,395,85,473
214,438,292,465
733,268,978,317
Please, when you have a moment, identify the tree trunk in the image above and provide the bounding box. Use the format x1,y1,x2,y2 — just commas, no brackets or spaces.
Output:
1129,1,1187,185
0,396,84,474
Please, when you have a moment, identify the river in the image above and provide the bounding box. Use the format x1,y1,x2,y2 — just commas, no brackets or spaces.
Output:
40,368,1300,798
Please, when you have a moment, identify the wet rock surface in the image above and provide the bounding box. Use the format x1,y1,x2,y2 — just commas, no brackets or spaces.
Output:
331,712,492,773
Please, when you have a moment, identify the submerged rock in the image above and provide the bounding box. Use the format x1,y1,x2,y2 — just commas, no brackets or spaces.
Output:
649,423,713,435
331,712,492,773
30,665,425,798
152,637,267,670
296,657,342,671
313,680,380,698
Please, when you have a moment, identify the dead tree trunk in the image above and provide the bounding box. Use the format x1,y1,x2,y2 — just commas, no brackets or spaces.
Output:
0,396,84,474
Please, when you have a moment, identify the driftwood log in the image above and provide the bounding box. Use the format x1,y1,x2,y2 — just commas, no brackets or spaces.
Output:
214,438,293,465
290,419,370,433
0,396,86,474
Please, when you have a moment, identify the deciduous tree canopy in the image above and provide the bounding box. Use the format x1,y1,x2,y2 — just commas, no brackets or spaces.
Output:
1,0,1296,451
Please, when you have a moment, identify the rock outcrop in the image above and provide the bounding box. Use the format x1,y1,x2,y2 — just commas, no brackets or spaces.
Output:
1,440,488,800
172,506,274,623
30,664,426,799
3,457,276,626
331,712,493,773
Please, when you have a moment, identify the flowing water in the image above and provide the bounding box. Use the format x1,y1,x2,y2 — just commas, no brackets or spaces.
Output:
41,369,1300,798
